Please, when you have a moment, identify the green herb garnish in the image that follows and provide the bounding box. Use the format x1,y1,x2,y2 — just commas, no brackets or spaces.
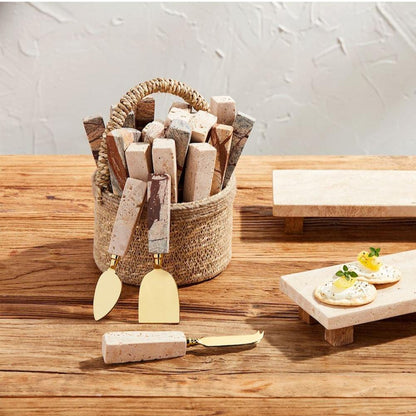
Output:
335,265,358,281
368,247,381,257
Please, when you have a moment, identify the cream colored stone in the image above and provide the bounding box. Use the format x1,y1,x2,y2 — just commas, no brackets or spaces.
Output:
102,331,187,364
165,119,192,181
147,174,171,254
110,128,141,149
223,112,255,187
165,107,192,128
183,143,217,202
142,120,165,144
169,101,191,112
152,138,178,203
209,124,233,195
273,170,416,218
125,142,152,182
210,96,236,125
280,249,416,330
108,178,147,257
189,110,217,143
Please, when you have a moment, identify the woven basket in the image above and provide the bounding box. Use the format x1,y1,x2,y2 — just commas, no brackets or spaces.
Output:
93,78,237,286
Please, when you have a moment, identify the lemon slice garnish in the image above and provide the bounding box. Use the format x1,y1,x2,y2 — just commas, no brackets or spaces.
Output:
332,276,356,292
357,251,381,271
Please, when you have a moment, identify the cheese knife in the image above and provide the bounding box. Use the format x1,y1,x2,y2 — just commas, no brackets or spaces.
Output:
93,177,147,320
102,330,264,364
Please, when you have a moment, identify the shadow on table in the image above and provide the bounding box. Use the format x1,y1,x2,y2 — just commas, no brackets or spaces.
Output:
238,205,416,243
79,344,259,371
0,238,138,319
246,313,416,360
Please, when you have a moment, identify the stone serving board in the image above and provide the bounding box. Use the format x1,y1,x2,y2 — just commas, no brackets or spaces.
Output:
273,170,416,218
280,250,416,331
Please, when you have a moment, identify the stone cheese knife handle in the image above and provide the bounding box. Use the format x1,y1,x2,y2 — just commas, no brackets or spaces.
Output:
147,174,171,255
109,177,147,258
94,78,209,194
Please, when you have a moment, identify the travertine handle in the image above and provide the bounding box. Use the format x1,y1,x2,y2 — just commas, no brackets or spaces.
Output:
95,78,209,193
147,174,171,254
108,178,147,256
102,331,187,364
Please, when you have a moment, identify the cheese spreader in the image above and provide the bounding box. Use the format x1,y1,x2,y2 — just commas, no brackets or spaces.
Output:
93,177,147,321
138,174,180,324
102,330,264,364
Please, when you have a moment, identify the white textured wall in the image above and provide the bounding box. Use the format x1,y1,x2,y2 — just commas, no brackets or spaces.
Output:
1,2,416,155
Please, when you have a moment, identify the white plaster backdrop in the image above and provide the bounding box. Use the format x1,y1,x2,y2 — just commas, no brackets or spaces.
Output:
1,2,416,155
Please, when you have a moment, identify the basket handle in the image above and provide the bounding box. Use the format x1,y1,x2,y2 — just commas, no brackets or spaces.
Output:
95,77,209,192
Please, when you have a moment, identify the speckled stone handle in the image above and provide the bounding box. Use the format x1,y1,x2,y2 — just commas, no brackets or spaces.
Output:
95,78,209,194
147,174,171,254
108,178,147,257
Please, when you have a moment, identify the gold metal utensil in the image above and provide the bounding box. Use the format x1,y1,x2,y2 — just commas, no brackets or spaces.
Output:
102,330,264,364
138,174,180,324
186,330,264,348
93,178,147,321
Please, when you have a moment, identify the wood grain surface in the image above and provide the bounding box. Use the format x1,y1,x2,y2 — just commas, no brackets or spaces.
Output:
2,155,416,415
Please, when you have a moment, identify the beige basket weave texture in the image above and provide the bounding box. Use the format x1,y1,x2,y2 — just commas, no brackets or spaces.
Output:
93,78,237,286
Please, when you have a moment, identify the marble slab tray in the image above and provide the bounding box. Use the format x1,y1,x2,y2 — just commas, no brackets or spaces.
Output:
273,170,416,233
280,250,416,345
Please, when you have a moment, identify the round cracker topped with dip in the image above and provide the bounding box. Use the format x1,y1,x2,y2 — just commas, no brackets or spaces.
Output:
314,265,377,307
346,247,401,285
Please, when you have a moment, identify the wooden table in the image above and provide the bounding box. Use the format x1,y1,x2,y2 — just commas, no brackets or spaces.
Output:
2,155,416,415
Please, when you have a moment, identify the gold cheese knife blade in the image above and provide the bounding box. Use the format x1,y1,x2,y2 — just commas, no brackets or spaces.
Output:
187,330,264,347
93,256,122,320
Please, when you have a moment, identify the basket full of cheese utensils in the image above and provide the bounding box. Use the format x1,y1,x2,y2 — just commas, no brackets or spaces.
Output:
86,78,255,289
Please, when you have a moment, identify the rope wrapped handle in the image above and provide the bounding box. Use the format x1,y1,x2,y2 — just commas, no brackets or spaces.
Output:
95,77,209,192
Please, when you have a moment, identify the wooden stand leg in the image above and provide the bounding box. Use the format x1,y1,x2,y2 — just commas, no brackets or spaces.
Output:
324,326,354,346
298,307,317,325
284,217,304,234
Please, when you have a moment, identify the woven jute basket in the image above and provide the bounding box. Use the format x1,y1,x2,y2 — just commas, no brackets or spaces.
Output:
93,78,237,286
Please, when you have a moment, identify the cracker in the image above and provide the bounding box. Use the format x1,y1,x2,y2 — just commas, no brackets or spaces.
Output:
357,275,401,285
348,262,401,285
314,282,377,307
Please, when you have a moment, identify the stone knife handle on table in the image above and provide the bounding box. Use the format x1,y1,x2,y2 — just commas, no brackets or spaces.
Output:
102,330,264,364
